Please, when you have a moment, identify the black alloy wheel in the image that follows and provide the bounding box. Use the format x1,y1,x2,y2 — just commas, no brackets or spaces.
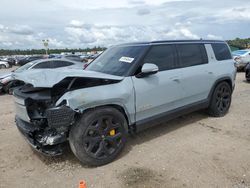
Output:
69,107,127,166
83,115,124,159
208,82,232,117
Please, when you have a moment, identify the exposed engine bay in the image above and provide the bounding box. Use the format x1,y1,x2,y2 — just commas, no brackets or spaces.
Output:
14,76,121,155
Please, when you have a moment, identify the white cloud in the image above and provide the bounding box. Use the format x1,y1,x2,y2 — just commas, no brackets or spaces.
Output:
0,0,249,49
215,7,250,23
207,34,223,40
8,25,34,35
68,20,85,28
137,8,151,15
63,20,200,48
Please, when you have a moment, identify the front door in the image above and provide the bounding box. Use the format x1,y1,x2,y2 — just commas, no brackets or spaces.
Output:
132,44,183,122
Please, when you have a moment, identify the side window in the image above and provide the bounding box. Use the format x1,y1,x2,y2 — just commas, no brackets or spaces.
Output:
177,44,208,68
32,61,52,69
143,45,176,71
212,43,232,61
51,61,73,68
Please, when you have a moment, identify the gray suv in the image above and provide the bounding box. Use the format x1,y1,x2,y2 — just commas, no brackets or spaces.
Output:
13,40,236,166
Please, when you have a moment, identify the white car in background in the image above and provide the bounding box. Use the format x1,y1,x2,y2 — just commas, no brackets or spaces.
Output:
0,60,10,69
232,49,250,71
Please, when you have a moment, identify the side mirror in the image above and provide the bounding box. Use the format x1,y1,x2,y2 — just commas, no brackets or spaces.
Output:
136,63,159,78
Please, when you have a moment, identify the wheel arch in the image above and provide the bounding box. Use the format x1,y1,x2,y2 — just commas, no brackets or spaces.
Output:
76,104,132,132
208,77,233,102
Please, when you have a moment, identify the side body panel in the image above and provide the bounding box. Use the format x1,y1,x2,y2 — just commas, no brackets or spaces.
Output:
207,44,236,89
56,77,136,124
132,69,183,122
178,44,216,105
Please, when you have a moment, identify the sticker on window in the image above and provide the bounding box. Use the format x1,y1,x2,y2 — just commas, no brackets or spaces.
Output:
119,56,134,63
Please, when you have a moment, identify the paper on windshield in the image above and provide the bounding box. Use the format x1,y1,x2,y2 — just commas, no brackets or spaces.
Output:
119,56,134,63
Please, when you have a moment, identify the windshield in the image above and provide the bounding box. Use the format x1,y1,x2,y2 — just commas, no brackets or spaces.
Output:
15,61,38,73
232,50,249,56
86,45,146,76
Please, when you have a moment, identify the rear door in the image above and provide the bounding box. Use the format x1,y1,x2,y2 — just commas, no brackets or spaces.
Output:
132,44,184,122
176,43,214,105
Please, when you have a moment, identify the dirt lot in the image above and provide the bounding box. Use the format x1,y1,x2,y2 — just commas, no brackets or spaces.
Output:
0,71,250,188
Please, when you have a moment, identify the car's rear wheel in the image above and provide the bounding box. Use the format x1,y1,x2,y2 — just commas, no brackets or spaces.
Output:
246,70,250,82
69,107,127,166
208,82,232,117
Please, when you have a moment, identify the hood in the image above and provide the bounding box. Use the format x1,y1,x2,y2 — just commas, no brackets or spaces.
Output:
13,69,124,88
0,73,12,79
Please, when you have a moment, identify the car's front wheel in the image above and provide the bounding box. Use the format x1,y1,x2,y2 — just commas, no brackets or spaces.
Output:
69,107,127,166
0,64,6,69
208,82,232,117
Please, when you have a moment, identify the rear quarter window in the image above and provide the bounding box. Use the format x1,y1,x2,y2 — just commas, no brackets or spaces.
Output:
177,44,208,68
212,43,232,61
52,61,73,68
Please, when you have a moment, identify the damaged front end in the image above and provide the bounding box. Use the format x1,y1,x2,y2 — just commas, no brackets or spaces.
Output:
13,70,123,156
14,84,75,156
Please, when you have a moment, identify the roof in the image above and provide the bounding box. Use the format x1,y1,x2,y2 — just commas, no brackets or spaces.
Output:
119,39,226,46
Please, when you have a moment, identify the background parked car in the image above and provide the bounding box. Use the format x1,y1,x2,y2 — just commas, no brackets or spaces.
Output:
0,60,10,69
232,49,250,71
18,55,45,66
1,57,15,66
0,73,22,94
0,58,84,94
62,54,88,62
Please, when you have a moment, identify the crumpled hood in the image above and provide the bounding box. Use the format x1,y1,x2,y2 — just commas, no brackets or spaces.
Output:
13,69,124,88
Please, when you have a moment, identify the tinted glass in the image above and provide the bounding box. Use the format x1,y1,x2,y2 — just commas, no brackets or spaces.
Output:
52,61,73,68
87,46,146,76
212,43,232,61
143,45,176,71
32,61,52,69
15,61,39,73
177,44,208,67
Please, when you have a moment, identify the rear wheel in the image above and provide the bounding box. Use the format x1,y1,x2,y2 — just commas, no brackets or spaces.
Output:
246,70,250,82
69,107,127,166
208,82,232,117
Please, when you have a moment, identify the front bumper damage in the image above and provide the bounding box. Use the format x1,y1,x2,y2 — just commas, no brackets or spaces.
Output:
15,117,66,156
14,87,75,156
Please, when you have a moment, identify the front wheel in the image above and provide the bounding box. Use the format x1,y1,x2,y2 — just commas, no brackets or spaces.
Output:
69,107,127,166
0,64,6,69
208,82,232,117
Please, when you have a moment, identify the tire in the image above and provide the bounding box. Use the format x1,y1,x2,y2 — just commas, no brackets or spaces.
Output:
246,70,250,82
69,107,127,166
0,64,6,69
208,82,232,117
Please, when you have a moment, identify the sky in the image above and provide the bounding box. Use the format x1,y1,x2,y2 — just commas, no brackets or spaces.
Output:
0,0,250,49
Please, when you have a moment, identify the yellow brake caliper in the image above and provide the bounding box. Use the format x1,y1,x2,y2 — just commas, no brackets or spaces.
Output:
109,129,116,136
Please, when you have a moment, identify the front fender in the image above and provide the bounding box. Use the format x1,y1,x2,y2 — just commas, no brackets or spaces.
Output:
56,77,135,125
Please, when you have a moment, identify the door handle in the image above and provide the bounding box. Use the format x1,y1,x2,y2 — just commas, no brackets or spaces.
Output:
172,79,180,83
170,76,180,82
208,71,213,75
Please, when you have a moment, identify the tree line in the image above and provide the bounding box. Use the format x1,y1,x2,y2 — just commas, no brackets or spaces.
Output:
0,46,106,56
227,38,250,49
1,38,250,56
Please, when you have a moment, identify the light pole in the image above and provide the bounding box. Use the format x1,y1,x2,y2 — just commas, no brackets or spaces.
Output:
42,39,49,55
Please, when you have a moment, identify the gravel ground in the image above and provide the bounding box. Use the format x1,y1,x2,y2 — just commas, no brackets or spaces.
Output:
0,71,250,188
